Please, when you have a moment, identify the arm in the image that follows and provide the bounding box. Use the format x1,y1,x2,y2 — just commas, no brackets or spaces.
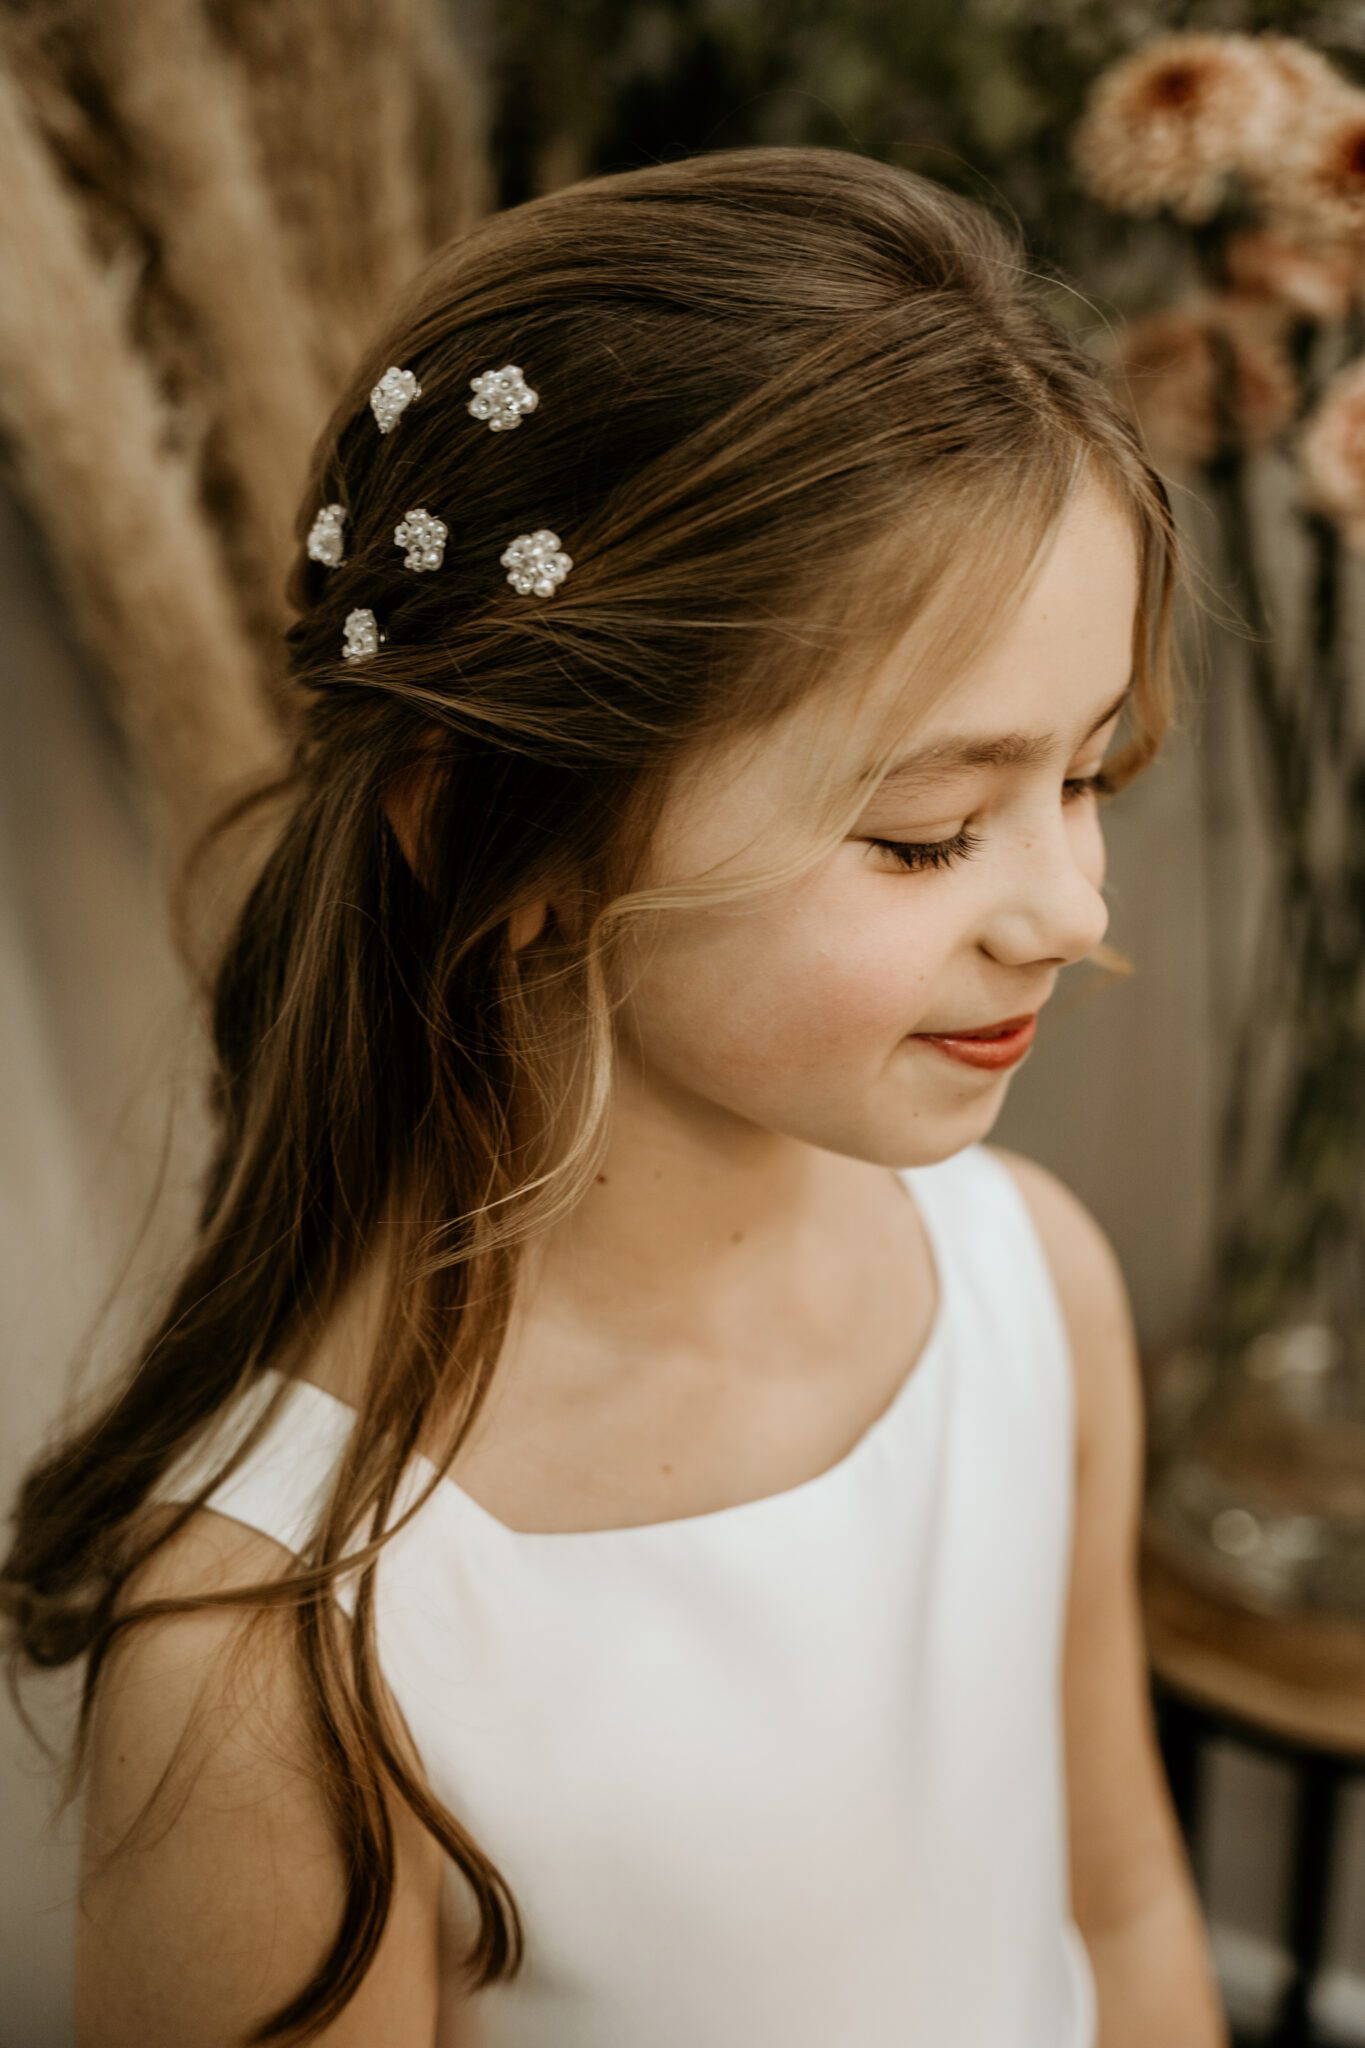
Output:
989,1147,1230,2048
76,1506,446,2048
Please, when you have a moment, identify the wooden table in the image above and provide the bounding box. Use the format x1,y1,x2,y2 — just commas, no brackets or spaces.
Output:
1140,1535,1365,2047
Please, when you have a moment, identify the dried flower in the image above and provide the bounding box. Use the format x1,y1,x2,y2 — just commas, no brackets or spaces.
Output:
1224,229,1361,326
1251,35,1349,120
1072,33,1286,222
1256,87,1365,241
1298,358,1365,552
1114,296,1299,467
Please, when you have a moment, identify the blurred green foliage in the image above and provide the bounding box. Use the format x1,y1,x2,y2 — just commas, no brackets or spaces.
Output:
486,0,1363,323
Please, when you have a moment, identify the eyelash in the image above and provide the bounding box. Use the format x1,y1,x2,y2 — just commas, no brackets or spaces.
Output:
868,771,1116,875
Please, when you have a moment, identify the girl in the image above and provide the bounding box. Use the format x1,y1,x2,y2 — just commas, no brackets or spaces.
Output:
3,145,1226,2048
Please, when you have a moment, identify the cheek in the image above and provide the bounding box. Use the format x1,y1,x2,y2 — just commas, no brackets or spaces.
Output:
619,866,944,1085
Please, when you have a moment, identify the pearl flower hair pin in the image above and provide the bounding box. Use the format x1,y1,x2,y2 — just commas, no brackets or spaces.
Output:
394,508,448,572
324,359,573,661
307,503,347,567
370,365,421,434
342,609,385,662
468,363,539,432
501,529,572,597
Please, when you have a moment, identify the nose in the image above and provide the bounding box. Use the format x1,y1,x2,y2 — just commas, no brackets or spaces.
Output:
979,816,1110,969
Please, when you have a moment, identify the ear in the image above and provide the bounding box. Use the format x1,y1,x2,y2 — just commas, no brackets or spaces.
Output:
508,899,549,951
380,733,552,951
381,759,434,884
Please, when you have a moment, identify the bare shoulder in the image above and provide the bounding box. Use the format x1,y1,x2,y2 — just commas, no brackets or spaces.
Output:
981,1149,1191,1930
78,1504,444,2047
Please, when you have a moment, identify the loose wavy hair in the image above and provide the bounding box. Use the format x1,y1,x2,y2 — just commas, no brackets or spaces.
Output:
2,143,1185,2044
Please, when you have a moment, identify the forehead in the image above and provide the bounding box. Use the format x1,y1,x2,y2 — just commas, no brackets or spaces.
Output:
647,471,1141,867
840,475,1141,799
866,674,1135,799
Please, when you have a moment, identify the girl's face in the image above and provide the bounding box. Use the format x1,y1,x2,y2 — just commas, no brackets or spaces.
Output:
610,471,1139,1170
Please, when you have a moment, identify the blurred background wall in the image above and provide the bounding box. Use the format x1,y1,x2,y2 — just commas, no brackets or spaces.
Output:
1,479,212,2048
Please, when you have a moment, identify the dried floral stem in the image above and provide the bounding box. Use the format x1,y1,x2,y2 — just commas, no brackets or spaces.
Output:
215,0,432,392
216,0,489,390
80,0,329,661
0,0,486,964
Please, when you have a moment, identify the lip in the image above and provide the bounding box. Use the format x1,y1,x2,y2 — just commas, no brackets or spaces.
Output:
909,1013,1038,1070
934,1013,1036,1036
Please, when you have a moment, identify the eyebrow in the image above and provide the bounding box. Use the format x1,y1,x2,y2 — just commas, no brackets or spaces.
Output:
860,677,1136,801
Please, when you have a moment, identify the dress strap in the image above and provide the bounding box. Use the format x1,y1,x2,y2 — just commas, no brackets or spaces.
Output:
910,1143,1068,1334
902,1141,1075,1432
147,1372,357,1564
973,1143,1072,1357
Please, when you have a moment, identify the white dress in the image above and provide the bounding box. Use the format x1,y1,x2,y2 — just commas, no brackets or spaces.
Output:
151,1140,1098,2047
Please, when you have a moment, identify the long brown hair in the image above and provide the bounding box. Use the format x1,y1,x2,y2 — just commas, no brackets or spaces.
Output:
2,143,1185,2043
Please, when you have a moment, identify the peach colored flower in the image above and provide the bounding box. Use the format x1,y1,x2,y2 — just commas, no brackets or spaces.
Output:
1224,229,1361,325
1251,34,1349,118
1257,86,1365,240
1072,33,1288,222
1113,296,1300,468
1298,358,1365,552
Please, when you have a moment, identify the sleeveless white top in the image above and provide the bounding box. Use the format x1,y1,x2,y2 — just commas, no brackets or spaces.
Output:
150,1141,1097,2048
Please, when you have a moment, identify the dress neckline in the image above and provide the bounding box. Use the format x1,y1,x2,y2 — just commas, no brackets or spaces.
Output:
267,1158,956,1546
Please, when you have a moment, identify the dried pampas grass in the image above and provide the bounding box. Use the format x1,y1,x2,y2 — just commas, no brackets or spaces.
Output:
213,0,492,392
0,57,282,913
0,0,488,966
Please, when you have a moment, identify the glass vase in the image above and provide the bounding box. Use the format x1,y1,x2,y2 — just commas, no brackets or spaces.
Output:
1144,1304,1365,1619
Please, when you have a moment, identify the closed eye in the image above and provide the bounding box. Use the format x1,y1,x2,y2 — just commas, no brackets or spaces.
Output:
867,770,1116,875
